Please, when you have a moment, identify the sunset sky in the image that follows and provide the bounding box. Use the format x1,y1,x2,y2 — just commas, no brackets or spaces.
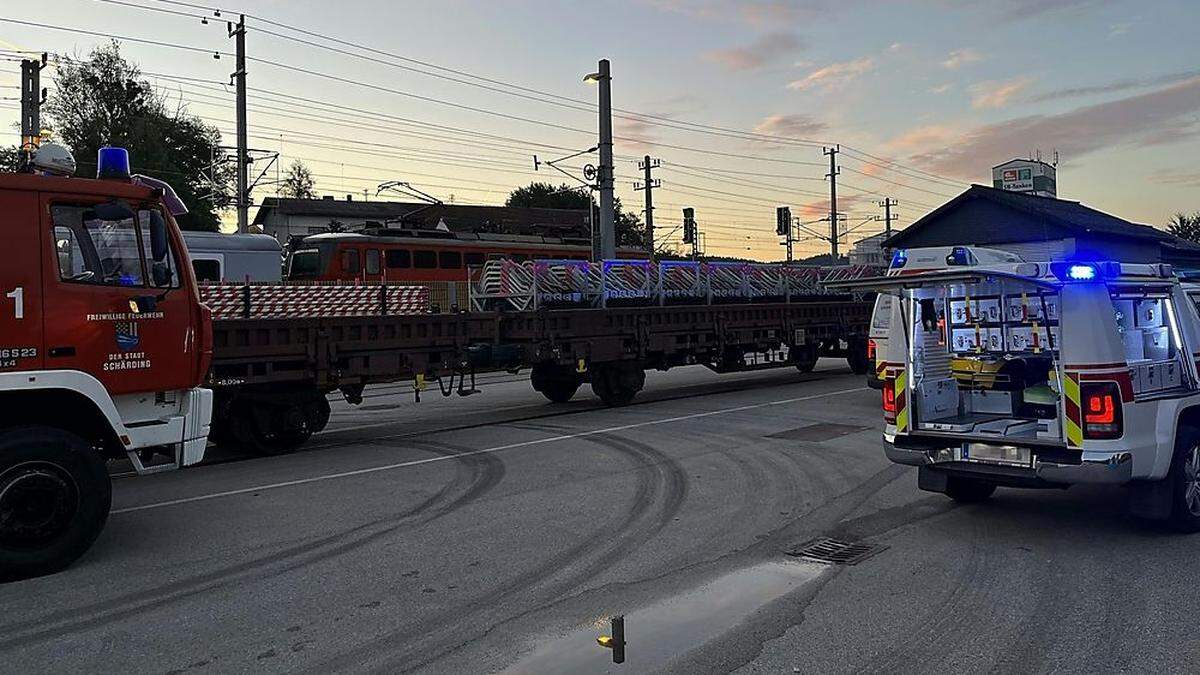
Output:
2,0,1198,259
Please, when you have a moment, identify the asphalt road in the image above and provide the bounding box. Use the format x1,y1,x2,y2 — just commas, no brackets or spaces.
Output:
3,361,1199,674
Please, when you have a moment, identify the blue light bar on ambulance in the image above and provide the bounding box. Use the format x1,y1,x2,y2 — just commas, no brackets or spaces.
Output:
890,249,908,269
1049,261,1120,282
944,246,973,266
1068,264,1095,280
97,146,131,180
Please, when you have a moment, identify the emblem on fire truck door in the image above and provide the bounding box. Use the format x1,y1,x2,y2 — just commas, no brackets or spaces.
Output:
114,320,140,351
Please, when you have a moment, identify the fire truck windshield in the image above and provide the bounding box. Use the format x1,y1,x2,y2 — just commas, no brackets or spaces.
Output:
52,203,167,288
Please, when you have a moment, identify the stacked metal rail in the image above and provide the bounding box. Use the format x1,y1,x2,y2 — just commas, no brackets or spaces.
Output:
470,259,882,311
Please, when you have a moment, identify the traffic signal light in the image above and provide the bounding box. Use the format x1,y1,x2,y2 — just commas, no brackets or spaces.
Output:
682,207,695,244
776,206,791,236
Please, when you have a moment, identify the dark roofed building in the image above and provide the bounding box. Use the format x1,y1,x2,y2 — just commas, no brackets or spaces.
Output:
884,184,1200,266
252,196,591,246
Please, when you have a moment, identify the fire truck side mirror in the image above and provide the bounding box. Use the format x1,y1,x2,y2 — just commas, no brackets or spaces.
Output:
148,210,169,262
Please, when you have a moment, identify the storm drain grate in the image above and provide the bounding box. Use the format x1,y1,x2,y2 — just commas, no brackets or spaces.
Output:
785,537,887,565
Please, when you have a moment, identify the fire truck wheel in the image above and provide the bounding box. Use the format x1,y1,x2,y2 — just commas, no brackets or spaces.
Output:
0,427,111,582
1168,428,1200,532
943,476,997,503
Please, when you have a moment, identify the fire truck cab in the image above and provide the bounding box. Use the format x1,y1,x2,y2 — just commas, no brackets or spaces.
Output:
0,146,212,580
836,259,1200,529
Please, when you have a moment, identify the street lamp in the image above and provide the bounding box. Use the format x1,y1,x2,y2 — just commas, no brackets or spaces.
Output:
584,59,615,261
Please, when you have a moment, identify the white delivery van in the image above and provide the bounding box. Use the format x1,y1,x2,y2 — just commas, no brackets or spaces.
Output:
834,259,1200,529
866,246,1023,389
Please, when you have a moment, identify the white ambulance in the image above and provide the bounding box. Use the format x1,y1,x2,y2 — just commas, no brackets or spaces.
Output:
836,259,1200,529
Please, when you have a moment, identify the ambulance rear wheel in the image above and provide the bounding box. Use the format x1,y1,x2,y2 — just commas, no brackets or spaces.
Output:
1167,428,1200,532
944,476,996,503
0,427,111,582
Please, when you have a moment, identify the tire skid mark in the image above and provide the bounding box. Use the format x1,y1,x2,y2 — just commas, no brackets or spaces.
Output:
306,431,691,675
857,516,985,673
0,441,505,650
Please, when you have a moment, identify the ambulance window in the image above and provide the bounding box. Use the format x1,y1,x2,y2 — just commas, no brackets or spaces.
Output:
139,209,179,288
51,204,146,287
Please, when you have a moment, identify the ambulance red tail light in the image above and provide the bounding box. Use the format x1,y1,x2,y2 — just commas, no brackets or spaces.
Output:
882,379,897,423
1082,381,1122,440
867,339,877,361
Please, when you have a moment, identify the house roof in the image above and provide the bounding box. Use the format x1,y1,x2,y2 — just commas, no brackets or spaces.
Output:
252,197,589,237
885,184,1200,253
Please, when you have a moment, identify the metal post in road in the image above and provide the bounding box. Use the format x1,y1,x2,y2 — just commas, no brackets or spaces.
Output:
229,14,249,233
635,155,661,258
586,60,615,260
824,145,840,260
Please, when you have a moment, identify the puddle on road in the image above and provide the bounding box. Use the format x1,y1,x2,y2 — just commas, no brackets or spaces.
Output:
501,559,826,674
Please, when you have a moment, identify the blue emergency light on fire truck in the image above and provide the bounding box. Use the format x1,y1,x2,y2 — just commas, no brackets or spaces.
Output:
828,255,1200,530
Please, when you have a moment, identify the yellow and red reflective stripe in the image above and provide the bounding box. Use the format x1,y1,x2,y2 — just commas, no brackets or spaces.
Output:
1062,371,1083,447
894,368,909,433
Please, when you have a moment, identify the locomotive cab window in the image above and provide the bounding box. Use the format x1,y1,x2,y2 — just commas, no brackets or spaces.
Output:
342,249,361,274
366,249,381,275
414,250,437,269
386,249,411,269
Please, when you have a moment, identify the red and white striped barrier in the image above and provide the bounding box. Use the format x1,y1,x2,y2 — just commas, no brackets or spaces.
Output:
200,284,430,319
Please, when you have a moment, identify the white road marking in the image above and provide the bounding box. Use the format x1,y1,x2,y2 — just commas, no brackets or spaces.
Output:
113,386,869,515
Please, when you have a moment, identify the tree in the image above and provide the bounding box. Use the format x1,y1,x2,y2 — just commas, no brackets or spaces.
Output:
0,146,18,173
43,42,232,231
279,160,316,199
1167,212,1200,244
505,181,646,250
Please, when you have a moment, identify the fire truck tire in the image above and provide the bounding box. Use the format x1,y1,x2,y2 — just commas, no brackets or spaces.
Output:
1168,427,1200,533
943,476,997,503
0,427,111,582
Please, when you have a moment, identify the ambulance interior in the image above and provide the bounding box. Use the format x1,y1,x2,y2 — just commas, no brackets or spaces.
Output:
903,276,1187,444
903,278,1064,443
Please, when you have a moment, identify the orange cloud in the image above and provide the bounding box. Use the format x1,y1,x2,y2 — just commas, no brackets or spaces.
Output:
970,77,1034,109
787,57,874,91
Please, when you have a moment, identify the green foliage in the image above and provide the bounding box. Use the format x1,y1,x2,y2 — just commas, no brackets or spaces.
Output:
505,181,646,249
1167,211,1200,244
279,160,316,199
0,146,19,172
43,42,231,231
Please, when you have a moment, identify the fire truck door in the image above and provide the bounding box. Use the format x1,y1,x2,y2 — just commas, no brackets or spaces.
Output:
41,198,196,396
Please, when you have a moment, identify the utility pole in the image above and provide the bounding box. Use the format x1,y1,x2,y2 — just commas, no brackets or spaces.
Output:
879,197,898,238
18,55,47,168
593,59,615,260
229,15,249,233
824,145,840,260
635,155,660,258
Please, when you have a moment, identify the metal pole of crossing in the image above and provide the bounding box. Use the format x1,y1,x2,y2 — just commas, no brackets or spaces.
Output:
587,59,616,260
824,145,840,259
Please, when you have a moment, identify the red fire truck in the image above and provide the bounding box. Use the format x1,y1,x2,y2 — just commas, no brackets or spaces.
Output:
0,145,213,580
